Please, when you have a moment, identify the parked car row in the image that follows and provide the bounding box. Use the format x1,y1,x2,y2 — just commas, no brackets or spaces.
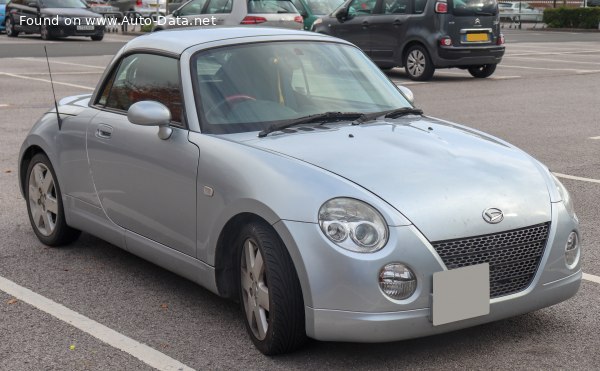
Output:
498,1,543,22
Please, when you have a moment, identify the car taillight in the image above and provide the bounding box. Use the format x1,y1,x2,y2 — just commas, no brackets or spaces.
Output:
294,15,303,23
497,33,505,45
241,16,267,24
136,0,142,6
440,36,452,46
435,1,447,13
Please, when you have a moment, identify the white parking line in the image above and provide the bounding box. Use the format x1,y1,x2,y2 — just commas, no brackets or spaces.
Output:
0,72,94,91
589,136,600,140
583,273,600,284
505,56,600,66
11,71,103,76
498,65,600,73
0,275,195,371
15,57,107,70
553,173,600,184
0,104,9,108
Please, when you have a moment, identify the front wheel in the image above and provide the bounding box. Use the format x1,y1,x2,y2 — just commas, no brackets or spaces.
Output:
40,24,53,40
237,221,306,355
468,64,497,78
404,45,435,81
25,153,80,246
91,34,104,41
6,17,19,37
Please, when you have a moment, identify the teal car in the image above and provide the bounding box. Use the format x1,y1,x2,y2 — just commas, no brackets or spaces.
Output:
0,0,7,32
290,0,343,30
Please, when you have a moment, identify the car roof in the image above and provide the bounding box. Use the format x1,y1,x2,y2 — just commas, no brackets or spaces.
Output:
122,27,341,56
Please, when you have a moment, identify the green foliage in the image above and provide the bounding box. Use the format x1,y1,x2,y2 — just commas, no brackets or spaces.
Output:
543,7,600,29
141,24,154,32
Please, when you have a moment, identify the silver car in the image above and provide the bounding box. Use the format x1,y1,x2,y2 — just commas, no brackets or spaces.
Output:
154,0,303,30
19,28,581,355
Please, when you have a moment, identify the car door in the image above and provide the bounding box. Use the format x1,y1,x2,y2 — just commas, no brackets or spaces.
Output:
368,0,411,64
330,0,376,54
87,53,199,257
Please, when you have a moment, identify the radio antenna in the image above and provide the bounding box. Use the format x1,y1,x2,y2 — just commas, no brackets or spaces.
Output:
44,46,62,130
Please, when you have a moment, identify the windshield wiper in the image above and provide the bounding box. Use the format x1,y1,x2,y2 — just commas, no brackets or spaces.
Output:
258,112,365,138
383,107,424,119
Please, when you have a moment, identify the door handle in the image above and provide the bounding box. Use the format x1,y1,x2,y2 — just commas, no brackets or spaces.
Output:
96,124,113,139
393,19,403,26
361,20,369,28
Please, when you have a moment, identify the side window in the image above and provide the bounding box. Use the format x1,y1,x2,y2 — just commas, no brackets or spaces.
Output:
348,0,376,16
413,0,426,13
383,0,409,14
290,0,307,15
204,0,233,13
179,0,208,16
98,54,183,124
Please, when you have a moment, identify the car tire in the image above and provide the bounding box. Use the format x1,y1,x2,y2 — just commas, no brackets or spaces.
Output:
237,221,306,355
91,34,104,41
404,45,435,81
6,17,19,37
40,24,53,40
468,64,497,78
25,153,81,246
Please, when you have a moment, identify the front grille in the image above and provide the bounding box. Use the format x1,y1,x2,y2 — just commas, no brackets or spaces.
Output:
431,223,550,298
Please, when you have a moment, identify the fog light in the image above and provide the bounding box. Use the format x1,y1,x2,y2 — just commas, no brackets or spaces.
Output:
379,263,417,300
565,231,580,269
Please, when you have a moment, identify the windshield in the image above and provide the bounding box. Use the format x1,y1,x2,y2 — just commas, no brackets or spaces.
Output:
450,0,497,16
306,0,344,14
192,41,411,134
247,0,297,13
42,0,87,7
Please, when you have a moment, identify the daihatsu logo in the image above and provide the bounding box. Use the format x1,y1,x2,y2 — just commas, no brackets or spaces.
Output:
475,18,481,25
482,208,503,224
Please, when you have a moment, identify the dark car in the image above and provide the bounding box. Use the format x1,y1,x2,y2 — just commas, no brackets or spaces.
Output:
313,0,505,80
5,0,105,40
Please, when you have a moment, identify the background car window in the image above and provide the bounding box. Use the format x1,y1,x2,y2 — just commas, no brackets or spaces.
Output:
205,0,233,13
348,0,375,16
383,0,409,14
450,0,496,16
413,0,426,13
248,0,297,13
41,0,87,7
290,0,307,15
306,0,344,14
179,0,208,15
100,54,183,123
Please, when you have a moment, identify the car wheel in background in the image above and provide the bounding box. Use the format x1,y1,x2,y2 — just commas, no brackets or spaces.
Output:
468,64,497,78
25,153,81,246
41,24,53,40
237,221,306,355
91,33,104,41
6,17,19,37
404,45,435,81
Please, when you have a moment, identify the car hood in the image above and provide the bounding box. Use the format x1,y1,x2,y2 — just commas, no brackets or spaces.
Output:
41,7,102,17
240,117,552,242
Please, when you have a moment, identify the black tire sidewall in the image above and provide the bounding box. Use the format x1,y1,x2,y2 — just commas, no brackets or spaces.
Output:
6,17,18,37
404,45,435,81
25,153,76,246
468,64,497,78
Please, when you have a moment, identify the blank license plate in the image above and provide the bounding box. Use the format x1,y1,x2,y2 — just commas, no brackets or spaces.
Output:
466,33,489,42
432,263,490,326
77,25,95,31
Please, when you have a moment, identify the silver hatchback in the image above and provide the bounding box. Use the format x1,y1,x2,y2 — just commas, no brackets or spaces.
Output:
155,0,303,30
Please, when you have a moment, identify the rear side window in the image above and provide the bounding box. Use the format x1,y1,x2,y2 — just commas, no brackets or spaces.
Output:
97,54,183,123
383,0,410,14
413,0,426,13
247,0,297,13
348,0,376,15
179,0,208,15
450,0,497,16
205,0,233,13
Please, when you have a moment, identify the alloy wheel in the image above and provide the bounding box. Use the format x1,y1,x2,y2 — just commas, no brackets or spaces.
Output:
241,238,270,340
407,49,426,78
28,163,58,236
6,18,13,36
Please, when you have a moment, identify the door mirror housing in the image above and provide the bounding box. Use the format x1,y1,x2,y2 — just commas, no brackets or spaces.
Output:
127,101,173,140
335,6,350,22
398,86,415,105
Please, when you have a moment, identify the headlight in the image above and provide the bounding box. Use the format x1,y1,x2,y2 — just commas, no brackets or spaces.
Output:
379,263,417,300
565,231,580,269
318,197,388,253
551,174,575,217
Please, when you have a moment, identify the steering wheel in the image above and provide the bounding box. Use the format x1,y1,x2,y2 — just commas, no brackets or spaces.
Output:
205,95,256,121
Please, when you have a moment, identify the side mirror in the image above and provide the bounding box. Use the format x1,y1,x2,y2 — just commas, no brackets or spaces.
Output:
127,101,173,140
335,6,349,22
398,86,414,105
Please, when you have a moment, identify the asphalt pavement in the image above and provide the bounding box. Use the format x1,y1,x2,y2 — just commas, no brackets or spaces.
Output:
0,29,599,370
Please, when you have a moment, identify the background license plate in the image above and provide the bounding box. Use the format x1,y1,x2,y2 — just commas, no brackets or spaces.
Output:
77,25,95,31
466,33,489,42
432,263,490,326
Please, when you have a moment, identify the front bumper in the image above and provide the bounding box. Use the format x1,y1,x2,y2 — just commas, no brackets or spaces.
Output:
275,201,581,342
433,45,505,67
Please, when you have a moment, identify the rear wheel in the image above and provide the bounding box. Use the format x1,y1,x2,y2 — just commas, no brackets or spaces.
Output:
91,34,104,41
404,45,435,81
25,153,80,246
468,64,497,78
6,17,19,37
237,221,306,355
